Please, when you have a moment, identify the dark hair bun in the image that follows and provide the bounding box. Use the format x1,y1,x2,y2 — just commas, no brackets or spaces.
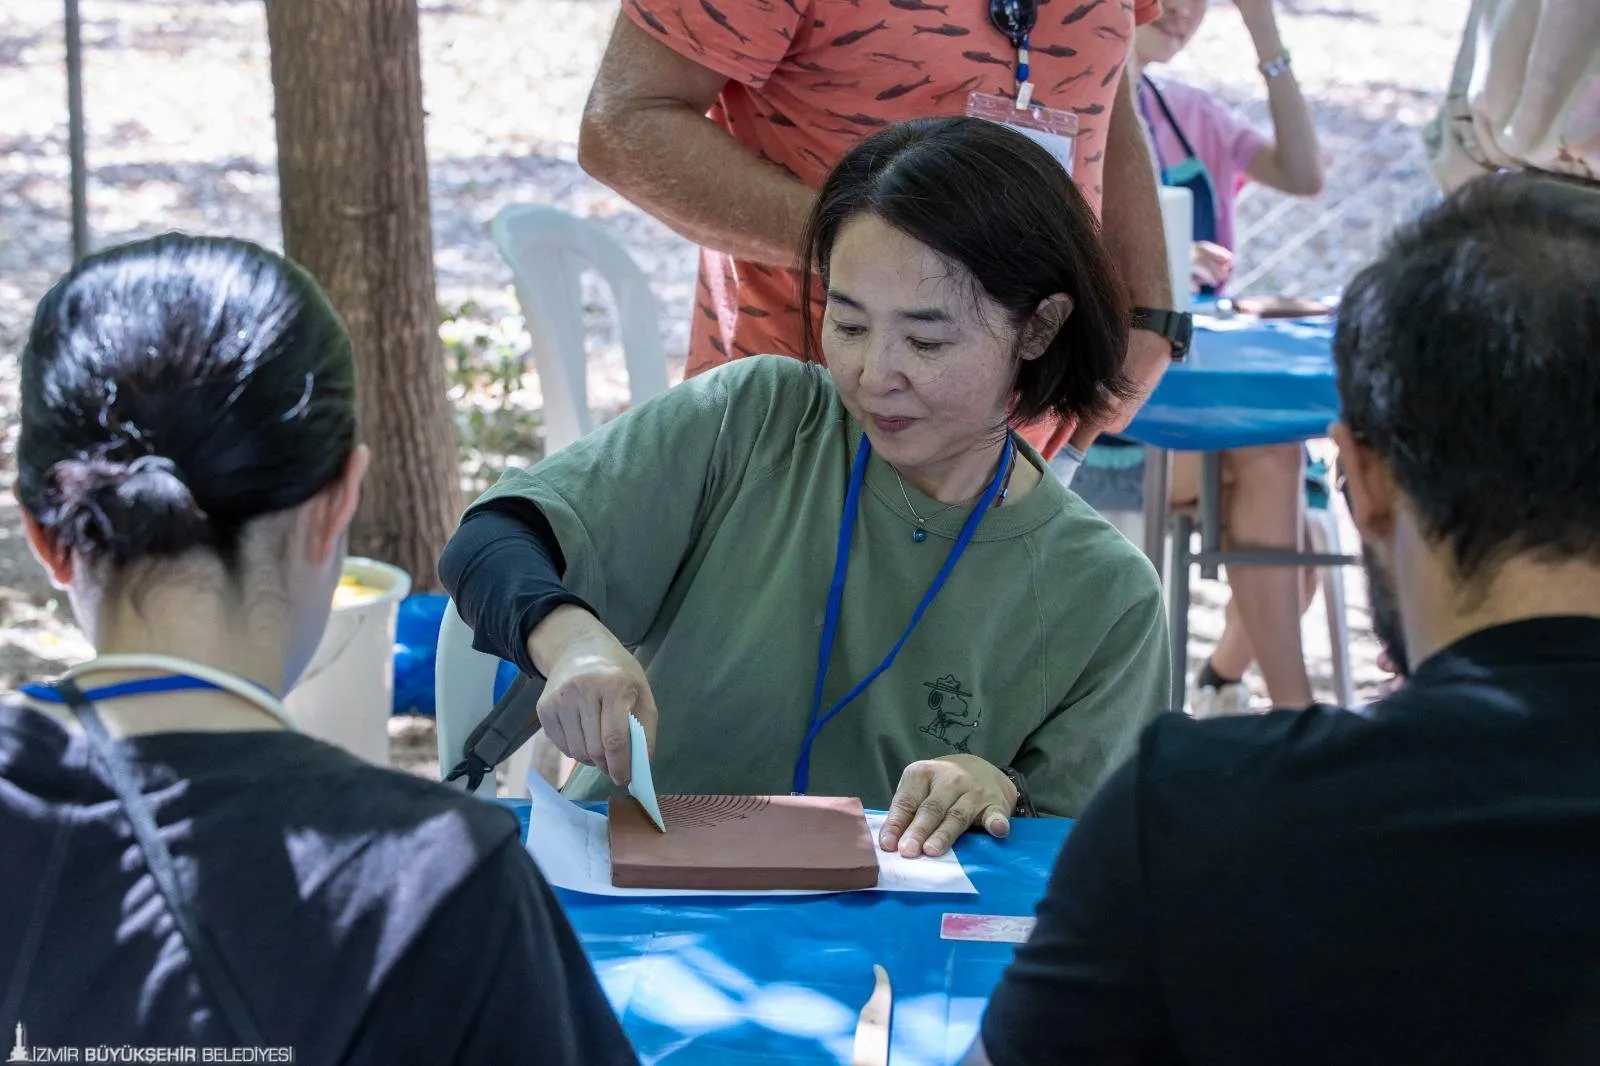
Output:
17,234,358,571
46,455,212,566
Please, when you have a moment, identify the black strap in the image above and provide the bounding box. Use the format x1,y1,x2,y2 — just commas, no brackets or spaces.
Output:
442,752,496,793
1001,766,1038,819
443,671,548,792
1140,73,1202,163
57,679,264,1045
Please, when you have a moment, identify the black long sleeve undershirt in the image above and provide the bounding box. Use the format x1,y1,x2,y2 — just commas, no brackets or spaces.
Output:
436,499,595,678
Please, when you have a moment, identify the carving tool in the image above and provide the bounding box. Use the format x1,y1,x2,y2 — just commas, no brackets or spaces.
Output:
627,713,666,832
851,964,892,1066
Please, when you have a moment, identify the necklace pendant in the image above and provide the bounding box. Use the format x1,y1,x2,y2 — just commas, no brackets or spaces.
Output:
912,528,927,543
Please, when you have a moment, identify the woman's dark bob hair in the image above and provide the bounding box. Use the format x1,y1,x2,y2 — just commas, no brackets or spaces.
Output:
799,115,1133,428
16,233,358,570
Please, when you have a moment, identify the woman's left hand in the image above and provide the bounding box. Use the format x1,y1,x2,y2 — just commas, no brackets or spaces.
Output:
880,755,1017,858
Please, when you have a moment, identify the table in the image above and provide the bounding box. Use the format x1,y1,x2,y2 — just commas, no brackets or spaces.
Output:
1118,313,1359,708
502,799,1070,1065
1123,314,1342,453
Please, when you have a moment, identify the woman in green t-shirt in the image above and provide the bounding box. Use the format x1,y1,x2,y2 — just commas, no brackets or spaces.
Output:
441,116,1171,857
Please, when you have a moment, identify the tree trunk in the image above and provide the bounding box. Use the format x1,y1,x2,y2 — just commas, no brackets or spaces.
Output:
264,0,459,590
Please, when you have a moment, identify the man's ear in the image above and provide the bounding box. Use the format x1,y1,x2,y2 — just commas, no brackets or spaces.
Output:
1330,422,1398,542
19,506,73,590
306,445,370,565
1019,294,1074,363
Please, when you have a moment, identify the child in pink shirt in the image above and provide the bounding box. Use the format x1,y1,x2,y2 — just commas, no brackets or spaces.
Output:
1133,0,1323,293
1138,78,1268,270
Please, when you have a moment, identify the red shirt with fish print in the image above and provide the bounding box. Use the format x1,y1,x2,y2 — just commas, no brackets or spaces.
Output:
623,0,1160,457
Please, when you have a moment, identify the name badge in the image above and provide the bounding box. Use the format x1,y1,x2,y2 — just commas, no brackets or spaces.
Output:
965,91,1079,178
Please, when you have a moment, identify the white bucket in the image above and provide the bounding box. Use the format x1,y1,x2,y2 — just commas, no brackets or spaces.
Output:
284,556,411,765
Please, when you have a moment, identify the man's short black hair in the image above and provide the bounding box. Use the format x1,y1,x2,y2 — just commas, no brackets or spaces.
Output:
1334,170,1600,583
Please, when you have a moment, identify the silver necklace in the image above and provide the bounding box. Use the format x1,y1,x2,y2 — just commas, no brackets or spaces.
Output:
893,448,1016,543
895,473,964,542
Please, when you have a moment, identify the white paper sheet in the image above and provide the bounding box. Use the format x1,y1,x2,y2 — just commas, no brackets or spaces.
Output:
523,769,978,898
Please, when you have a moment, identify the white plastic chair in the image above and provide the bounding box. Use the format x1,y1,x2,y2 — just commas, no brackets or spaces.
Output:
436,205,671,798
434,602,504,797
489,203,670,452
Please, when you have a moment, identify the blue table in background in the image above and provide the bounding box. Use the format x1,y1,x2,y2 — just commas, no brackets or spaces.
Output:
1123,314,1341,452
1117,313,1357,708
501,799,1069,1065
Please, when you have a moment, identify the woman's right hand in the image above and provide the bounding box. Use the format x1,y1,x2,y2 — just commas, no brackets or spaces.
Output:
527,605,659,787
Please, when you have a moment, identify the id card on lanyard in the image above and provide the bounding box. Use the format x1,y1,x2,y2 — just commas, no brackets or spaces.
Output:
970,0,1079,177
966,93,1080,178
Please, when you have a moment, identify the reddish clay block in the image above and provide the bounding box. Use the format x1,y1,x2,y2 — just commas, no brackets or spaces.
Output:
607,794,881,891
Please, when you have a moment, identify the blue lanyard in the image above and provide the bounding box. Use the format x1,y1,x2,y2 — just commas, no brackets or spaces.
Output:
792,433,1016,794
21,675,225,703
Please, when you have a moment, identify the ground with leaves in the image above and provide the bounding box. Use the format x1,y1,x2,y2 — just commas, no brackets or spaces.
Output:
1,0,1470,765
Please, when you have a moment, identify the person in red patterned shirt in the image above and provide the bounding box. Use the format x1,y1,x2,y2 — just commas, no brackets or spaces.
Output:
579,0,1180,462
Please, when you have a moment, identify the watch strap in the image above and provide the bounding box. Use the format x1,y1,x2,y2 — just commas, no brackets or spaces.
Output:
1131,306,1193,361
1259,50,1292,78
1002,766,1037,818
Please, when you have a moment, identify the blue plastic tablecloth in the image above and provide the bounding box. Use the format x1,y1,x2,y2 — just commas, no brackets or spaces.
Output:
501,799,1070,1065
1121,314,1340,452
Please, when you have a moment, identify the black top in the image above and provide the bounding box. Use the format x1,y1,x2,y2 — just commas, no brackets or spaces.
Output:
438,499,590,678
981,617,1600,1066
0,702,637,1064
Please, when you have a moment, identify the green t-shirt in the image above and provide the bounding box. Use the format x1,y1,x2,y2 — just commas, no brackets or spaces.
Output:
470,356,1170,816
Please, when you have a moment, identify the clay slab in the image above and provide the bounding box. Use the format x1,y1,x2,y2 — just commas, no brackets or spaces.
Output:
607,794,881,891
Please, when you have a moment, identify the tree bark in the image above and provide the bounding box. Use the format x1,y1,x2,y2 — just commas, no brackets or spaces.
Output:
264,0,460,590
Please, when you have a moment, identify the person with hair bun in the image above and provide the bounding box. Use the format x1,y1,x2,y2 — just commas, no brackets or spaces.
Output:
443,117,1171,855
0,234,636,1062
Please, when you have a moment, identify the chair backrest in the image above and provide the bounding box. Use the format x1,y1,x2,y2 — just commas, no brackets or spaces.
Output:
488,204,670,454
443,206,665,795
434,599,505,796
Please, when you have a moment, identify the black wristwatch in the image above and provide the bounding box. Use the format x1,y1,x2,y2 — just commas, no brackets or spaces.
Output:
1132,306,1193,362
1001,766,1037,818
